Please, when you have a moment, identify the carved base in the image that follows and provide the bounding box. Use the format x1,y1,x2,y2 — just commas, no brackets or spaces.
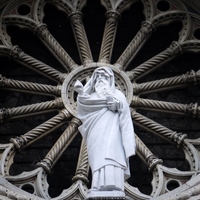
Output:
87,198,127,200
86,190,127,200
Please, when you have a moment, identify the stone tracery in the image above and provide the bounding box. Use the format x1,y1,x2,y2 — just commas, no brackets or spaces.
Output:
0,0,200,199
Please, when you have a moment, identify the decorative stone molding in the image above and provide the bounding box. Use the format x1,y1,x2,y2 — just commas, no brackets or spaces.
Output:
0,0,200,199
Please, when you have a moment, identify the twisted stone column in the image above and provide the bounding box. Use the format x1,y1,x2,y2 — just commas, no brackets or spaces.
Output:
9,46,65,82
99,11,120,63
37,118,81,172
127,41,182,81
131,109,187,146
10,109,71,149
72,140,89,184
115,21,154,69
1,98,63,120
135,133,163,171
133,70,198,94
132,96,184,113
132,96,200,118
0,74,61,95
34,23,77,71
70,12,93,64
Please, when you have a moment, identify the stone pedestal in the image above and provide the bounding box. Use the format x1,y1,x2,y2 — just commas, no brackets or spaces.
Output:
86,190,126,199
87,198,127,200
86,190,128,200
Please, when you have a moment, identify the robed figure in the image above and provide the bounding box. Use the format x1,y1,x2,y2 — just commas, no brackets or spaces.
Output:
74,67,136,197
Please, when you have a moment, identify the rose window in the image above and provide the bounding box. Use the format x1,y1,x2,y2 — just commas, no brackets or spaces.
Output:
0,0,200,199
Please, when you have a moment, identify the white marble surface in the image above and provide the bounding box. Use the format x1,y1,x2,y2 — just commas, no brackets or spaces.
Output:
75,67,136,196
87,189,125,198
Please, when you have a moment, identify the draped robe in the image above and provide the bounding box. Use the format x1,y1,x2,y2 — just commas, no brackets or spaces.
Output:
77,89,136,180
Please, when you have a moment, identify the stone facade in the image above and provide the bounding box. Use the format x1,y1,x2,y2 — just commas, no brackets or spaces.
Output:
0,0,200,199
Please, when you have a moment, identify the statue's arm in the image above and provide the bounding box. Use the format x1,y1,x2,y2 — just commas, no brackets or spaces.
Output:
74,80,84,95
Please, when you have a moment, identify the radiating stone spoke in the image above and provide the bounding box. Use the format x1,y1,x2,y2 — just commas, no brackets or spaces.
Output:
3,14,78,72
34,23,78,71
0,74,61,96
9,46,66,83
131,108,187,146
135,134,163,171
115,20,155,70
127,41,182,81
2,14,72,78
0,1,199,199
0,98,64,121
37,118,81,173
70,12,93,64
132,96,200,118
10,109,71,150
98,11,120,63
72,139,89,184
133,70,200,95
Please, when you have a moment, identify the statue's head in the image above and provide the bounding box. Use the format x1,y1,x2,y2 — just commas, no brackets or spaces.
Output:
84,67,115,95
93,67,113,84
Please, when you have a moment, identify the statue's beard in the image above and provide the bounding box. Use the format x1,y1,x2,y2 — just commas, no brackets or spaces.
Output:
95,79,112,98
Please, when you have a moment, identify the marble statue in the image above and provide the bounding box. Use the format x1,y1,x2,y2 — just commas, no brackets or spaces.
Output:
74,67,136,198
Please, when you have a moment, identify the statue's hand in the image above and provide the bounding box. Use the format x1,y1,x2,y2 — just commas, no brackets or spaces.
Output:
106,96,122,113
74,80,84,95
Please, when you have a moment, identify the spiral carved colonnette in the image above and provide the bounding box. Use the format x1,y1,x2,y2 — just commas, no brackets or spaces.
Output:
35,24,77,71
7,98,63,118
73,140,89,183
0,0,199,199
99,11,119,63
129,41,182,81
131,109,187,146
132,51,172,82
2,76,61,95
38,118,81,172
132,96,200,118
10,48,65,82
134,72,195,94
132,96,185,113
116,21,154,69
10,109,71,149
70,13,93,64
135,133,163,171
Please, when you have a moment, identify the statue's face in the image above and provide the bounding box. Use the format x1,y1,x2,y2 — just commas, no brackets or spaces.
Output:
94,72,112,97
96,70,109,82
